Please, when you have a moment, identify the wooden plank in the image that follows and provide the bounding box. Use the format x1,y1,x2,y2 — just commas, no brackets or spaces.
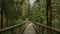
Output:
23,23,35,34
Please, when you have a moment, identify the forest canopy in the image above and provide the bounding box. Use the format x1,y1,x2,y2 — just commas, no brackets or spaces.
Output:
0,0,60,29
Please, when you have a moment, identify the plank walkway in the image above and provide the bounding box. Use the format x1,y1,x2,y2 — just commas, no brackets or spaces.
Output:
23,23,36,34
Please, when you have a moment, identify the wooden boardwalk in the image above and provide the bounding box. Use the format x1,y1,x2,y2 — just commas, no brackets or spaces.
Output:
23,23,36,34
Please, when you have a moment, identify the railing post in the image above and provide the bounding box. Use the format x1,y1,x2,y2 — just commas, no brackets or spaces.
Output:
38,25,40,34
10,29,13,34
0,32,2,34
36,25,41,34
41,26,44,34
57,32,60,34
47,29,52,34
20,25,22,34
37,25,39,34
16,27,20,34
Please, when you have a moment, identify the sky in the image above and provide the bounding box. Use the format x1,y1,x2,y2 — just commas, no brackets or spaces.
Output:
29,0,36,6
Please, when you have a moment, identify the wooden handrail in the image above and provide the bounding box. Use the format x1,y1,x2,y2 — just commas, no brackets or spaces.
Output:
0,22,26,33
33,23,60,33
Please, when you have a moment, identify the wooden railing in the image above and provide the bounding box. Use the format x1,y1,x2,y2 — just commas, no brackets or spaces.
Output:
0,22,28,34
33,22,60,34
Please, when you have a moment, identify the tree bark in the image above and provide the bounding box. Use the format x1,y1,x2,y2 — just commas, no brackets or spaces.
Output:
46,0,52,34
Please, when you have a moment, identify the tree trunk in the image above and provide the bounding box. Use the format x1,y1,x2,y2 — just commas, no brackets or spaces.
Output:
46,0,52,34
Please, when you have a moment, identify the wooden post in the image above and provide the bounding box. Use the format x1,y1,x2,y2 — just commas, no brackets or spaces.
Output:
16,27,20,34
42,26,44,34
37,25,39,34
57,32,60,34
0,32,2,34
20,25,21,34
46,0,52,34
10,29,13,34
38,25,41,34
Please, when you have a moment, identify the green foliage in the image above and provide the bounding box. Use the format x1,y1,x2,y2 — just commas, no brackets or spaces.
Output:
51,0,60,29
1,0,60,33
27,0,46,24
1,0,27,27
1,0,60,34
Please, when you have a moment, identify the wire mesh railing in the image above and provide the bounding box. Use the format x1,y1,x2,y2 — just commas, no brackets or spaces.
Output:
0,22,28,34
33,22,60,34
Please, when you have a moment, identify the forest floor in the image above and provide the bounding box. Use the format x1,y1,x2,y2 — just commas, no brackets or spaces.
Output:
23,23,36,34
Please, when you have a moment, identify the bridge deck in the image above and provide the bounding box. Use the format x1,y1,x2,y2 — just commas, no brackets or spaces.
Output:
23,23,36,34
